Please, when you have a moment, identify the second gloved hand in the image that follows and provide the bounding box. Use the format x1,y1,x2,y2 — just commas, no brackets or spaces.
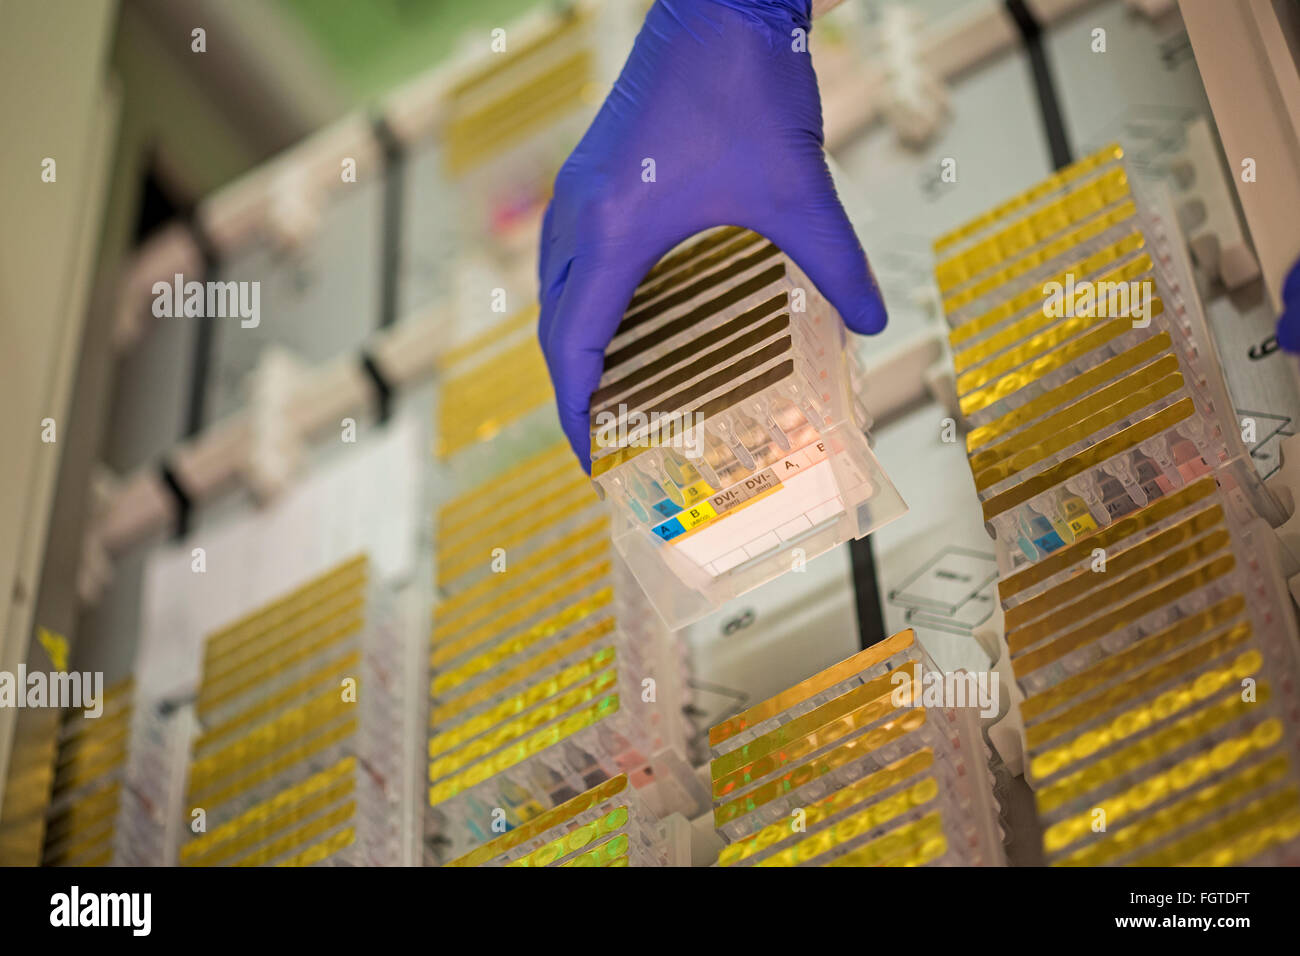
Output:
1275,256,1300,353
537,0,887,470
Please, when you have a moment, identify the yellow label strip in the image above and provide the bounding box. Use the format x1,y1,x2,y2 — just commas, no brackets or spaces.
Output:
952,246,1151,371
182,756,355,865
435,306,541,376
192,716,359,812
960,311,1155,418
713,709,928,827
825,811,947,867
195,650,361,757
719,749,934,867
973,370,1184,493
957,276,1157,396
967,333,1172,453
433,518,605,624
933,143,1123,255
1163,798,1300,867
233,800,356,868
189,685,356,794
981,395,1192,523
446,49,592,175
1011,555,1236,679
430,647,614,755
711,662,915,788
437,440,570,525
1051,726,1284,860
274,824,356,867
1036,693,1276,818
710,629,915,748
1026,619,1253,751
433,540,608,644
202,592,363,689
971,354,1180,475
431,616,616,725
435,480,596,568
1006,527,1229,651
1031,650,1261,780
429,668,617,782
946,200,1138,323
1054,753,1290,866
431,587,612,695
198,615,363,719
756,777,938,867
445,774,627,867
561,832,630,867
1005,505,1223,632
935,166,1131,291
429,694,619,807
436,493,601,588
203,557,366,663
432,559,611,667
507,805,629,867
1018,596,1246,723
437,470,590,554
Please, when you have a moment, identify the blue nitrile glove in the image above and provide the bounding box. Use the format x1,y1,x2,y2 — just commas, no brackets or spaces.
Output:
1276,257,1300,352
537,0,887,471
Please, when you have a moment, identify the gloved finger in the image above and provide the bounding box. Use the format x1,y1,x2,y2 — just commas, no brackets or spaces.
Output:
1284,256,1300,307
1279,311,1300,353
543,249,660,470
1275,258,1300,353
756,165,887,336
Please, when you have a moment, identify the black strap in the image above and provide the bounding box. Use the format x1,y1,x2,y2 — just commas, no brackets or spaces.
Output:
373,115,405,331
1005,0,1074,171
158,461,193,537
360,351,394,423
848,537,889,650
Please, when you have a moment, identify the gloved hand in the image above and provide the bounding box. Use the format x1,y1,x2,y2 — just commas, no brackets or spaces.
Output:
1275,256,1300,352
537,0,887,471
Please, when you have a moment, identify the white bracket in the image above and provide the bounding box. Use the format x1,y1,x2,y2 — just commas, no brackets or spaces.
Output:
974,604,1030,781
243,347,307,502
879,5,950,148
1165,116,1261,291
1265,432,1300,598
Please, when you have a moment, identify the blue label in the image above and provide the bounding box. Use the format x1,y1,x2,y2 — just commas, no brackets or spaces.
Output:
652,517,685,541
651,498,681,518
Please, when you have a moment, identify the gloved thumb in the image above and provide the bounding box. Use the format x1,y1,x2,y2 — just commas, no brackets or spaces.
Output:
541,249,661,472
757,167,887,336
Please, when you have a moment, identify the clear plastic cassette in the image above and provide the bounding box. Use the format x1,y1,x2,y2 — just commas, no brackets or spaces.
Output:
706,629,1004,867
590,228,907,629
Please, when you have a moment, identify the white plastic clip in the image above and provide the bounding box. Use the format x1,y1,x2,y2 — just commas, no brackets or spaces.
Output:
879,5,949,148
244,347,306,501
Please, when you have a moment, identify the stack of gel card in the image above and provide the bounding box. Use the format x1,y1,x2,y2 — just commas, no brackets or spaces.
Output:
41,680,163,867
179,556,410,867
935,143,1280,566
442,773,675,867
707,629,1004,867
590,227,907,628
937,143,1300,865
427,440,691,861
